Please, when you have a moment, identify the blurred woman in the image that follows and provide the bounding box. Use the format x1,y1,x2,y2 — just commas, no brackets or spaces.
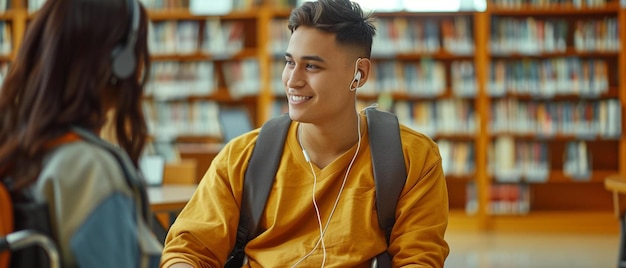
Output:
0,0,161,267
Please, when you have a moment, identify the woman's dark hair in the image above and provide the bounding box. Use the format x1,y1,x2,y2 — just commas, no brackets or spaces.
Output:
288,0,376,58
0,0,150,190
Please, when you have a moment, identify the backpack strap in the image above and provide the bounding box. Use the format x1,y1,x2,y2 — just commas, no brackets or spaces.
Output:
226,114,291,268
366,108,407,268
365,108,407,241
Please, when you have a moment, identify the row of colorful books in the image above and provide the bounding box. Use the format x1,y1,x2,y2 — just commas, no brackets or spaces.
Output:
143,100,223,140
344,60,477,97
490,137,550,182
466,182,530,215
372,16,474,56
270,16,477,57
490,99,621,138
489,137,593,182
439,140,475,177
139,0,260,11
146,62,217,99
148,19,245,56
394,99,477,137
490,17,619,54
139,0,188,10
488,58,610,97
490,0,612,8
145,60,260,100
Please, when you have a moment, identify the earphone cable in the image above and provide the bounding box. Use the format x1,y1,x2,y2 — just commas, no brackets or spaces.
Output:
291,114,362,268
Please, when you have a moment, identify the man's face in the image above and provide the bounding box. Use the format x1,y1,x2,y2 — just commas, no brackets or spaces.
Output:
282,26,357,124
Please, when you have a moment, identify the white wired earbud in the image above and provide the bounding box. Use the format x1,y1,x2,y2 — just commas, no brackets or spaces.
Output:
350,71,362,92
350,58,363,92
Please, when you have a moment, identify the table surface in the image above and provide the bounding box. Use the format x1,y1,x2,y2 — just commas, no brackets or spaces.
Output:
147,184,198,212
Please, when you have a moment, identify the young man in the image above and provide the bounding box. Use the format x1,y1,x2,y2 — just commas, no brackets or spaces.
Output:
161,0,449,267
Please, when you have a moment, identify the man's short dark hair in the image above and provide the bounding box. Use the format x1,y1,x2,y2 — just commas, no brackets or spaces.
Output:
288,0,376,58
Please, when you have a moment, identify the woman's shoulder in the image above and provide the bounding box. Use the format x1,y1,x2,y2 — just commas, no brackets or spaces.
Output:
44,141,122,171
38,140,130,193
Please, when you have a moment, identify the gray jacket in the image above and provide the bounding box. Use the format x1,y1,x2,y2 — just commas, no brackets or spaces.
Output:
28,128,162,267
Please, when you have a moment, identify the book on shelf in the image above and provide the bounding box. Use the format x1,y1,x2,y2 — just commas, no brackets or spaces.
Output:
372,17,441,56
563,140,592,181
489,137,550,183
490,0,614,10
573,18,620,52
222,59,261,99
441,16,474,55
489,58,610,98
271,60,286,96
0,21,10,56
492,136,522,182
490,17,568,55
149,20,200,55
466,181,478,215
370,60,447,97
451,61,477,97
147,18,246,57
490,99,621,138
392,99,476,137
269,19,290,56
143,100,223,141
404,59,446,97
488,183,530,215
438,140,475,177
147,61,217,99
518,141,549,183
140,0,189,10
203,18,245,57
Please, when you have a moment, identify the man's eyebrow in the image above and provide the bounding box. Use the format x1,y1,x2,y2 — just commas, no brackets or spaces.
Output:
284,53,325,63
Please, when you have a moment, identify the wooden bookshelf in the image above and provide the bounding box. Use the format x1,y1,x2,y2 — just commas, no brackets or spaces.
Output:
2,0,624,233
477,0,624,232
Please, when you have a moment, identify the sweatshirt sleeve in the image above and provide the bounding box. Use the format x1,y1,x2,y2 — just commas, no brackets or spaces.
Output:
389,131,450,267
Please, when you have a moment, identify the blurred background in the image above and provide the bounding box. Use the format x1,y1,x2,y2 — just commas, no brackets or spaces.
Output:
4,0,626,267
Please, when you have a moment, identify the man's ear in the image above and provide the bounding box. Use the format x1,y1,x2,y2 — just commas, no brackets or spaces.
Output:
355,58,371,88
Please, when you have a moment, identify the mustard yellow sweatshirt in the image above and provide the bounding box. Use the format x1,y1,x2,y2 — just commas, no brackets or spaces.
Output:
161,117,449,267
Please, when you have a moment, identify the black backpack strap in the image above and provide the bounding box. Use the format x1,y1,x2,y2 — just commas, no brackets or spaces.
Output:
225,114,292,268
366,108,407,268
